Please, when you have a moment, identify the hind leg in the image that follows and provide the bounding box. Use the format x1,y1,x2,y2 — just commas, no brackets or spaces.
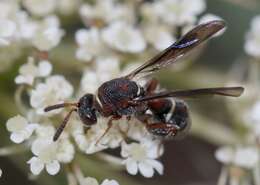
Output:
95,115,121,145
144,78,159,95
146,122,180,138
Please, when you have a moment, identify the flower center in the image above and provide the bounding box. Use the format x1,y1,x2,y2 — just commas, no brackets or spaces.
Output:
130,144,147,161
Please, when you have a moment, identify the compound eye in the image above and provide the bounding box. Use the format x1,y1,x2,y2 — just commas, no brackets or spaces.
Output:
78,109,97,126
78,94,97,126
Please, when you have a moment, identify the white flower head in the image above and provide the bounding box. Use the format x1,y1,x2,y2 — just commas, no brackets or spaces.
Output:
23,0,57,17
6,115,38,144
80,177,119,185
143,24,175,51
75,28,105,62
248,101,260,124
0,1,19,19
215,146,234,165
80,0,134,25
0,18,16,46
234,147,259,169
121,140,163,178
14,11,38,41
215,146,259,169
245,15,260,58
28,129,74,176
80,56,120,93
30,75,73,115
102,21,146,53
32,16,64,51
15,57,52,85
154,0,206,26
95,56,120,83
80,70,99,94
72,117,123,154
28,138,60,175
0,168,2,178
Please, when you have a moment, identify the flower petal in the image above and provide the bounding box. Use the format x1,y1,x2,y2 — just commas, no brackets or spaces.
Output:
46,160,60,175
146,159,163,175
6,115,27,132
82,177,99,185
38,60,52,77
138,162,154,178
125,158,138,175
10,132,25,143
101,179,120,185
28,157,44,175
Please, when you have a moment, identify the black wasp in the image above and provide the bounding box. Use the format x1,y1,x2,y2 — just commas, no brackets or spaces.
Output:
45,20,244,142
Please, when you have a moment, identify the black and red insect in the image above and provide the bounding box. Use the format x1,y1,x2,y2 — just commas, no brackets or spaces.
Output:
45,20,244,142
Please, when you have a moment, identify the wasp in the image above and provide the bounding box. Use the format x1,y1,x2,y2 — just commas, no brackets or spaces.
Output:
45,20,244,142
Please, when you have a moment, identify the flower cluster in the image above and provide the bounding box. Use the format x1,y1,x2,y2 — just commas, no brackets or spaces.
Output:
214,15,260,185
1,0,226,185
244,15,260,58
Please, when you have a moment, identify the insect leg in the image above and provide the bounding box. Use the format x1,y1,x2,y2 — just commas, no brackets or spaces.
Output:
95,115,121,145
44,102,78,112
53,108,77,141
146,122,180,138
144,78,159,95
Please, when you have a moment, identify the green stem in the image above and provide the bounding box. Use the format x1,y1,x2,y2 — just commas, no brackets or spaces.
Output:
14,85,29,116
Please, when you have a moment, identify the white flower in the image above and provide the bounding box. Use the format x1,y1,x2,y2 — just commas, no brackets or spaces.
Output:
72,117,123,154
234,147,259,169
0,19,16,46
80,177,119,185
199,14,225,37
15,11,38,40
80,70,99,94
121,140,163,178
30,75,73,114
143,24,175,51
215,146,259,169
28,133,74,175
215,146,234,164
0,1,19,19
28,138,60,175
100,179,119,185
153,0,206,26
32,16,64,51
140,3,160,23
23,0,57,17
102,21,146,53
80,0,134,25
0,168,2,178
75,28,105,62
244,15,260,58
15,57,52,85
6,115,37,143
248,101,260,123
95,57,120,83
80,57,120,93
